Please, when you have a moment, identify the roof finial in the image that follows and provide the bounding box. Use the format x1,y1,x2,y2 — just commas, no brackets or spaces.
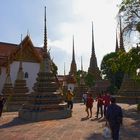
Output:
27,29,30,36
44,6,47,52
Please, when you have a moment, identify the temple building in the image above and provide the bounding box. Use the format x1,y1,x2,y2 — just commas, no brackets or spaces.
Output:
0,35,44,94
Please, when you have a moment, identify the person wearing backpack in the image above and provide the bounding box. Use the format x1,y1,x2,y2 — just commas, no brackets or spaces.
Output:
106,97,123,140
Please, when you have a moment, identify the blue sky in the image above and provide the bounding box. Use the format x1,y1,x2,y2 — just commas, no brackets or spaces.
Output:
0,0,122,74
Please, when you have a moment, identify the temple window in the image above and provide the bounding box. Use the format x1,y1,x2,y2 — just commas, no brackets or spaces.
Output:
25,72,29,78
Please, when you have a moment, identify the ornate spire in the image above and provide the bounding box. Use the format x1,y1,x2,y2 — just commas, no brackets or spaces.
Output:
81,56,83,72
88,22,98,70
69,35,77,76
119,16,125,51
115,30,119,52
39,6,52,73
92,21,95,55
72,35,76,63
19,35,23,71
44,6,47,52
63,62,67,87
88,22,101,80
17,35,24,80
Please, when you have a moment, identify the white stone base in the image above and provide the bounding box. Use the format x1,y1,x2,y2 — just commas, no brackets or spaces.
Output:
19,109,72,121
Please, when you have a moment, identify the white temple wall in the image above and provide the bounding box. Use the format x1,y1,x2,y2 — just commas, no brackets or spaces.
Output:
11,61,40,92
0,61,40,94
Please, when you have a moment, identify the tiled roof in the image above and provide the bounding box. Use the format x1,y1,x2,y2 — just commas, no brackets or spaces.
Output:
0,41,43,67
0,42,18,57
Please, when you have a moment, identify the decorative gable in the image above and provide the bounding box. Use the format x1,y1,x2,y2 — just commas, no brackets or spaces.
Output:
14,35,42,63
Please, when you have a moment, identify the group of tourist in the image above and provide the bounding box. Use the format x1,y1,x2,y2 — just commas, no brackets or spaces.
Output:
1,90,122,140
83,91,111,119
65,90,123,140
82,91,123,140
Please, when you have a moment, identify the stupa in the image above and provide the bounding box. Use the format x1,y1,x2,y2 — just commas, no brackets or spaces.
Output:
2,58,14,111
19,7,71,121
88,22,101,81
7,38,29,111
117,74,140,104
116,17,140,104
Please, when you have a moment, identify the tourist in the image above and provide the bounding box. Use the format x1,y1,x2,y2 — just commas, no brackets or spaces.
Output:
82,92,87,104
66,89,74,110
106,97,123,140
85,93,94,118
95,94,103,118
0,95,6,117
103,91,111,118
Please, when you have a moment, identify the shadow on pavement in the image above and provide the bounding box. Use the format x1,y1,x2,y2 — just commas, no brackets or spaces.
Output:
0,117,31,129
85,132,107,140
81,117,89,121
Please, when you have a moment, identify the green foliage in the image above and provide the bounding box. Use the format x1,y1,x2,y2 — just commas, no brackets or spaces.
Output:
101,52,124,90
101,47,140,91
51,62,58,75
85,73,95,88
118,0,140,44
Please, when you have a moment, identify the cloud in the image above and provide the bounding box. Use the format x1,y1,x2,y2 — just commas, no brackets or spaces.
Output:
0,0,122,75
48,0,122,74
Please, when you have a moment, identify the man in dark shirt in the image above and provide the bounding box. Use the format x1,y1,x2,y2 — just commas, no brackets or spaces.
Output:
96,94,103,118
106,97,123,140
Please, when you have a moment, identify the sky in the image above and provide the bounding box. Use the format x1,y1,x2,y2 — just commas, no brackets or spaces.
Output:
0,0,122,75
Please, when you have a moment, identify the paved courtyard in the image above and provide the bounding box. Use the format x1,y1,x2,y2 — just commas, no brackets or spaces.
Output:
0,103,139,140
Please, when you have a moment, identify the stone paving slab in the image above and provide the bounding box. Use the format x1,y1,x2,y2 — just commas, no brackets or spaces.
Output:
0,103,140,140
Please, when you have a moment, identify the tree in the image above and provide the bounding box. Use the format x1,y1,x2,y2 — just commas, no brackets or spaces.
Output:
51,61,58,75
76,70,87,85
123,46,140,77
118,0,140,45
101,52,124,91
84,73,95,88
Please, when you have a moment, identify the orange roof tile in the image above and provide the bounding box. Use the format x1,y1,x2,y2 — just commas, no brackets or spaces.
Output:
0,41,43,67
0,42,18,57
